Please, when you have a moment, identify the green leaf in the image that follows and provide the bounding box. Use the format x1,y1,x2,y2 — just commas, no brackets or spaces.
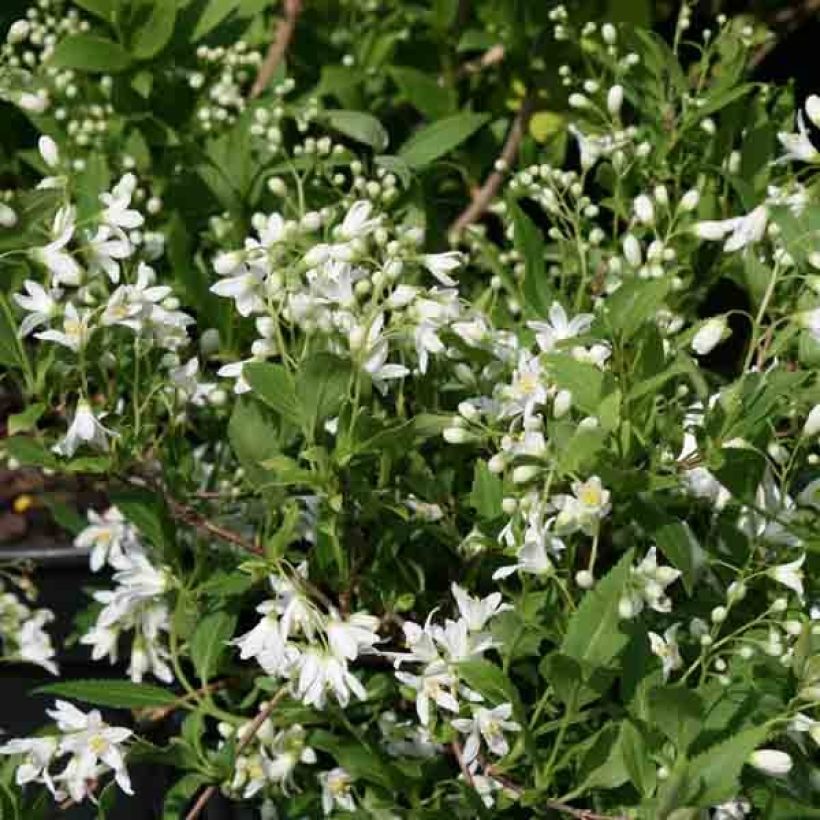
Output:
543,354,605,416
648,686,703,752
4,437,58,469
296,352,353,429
130,0,177,59
41,495,86,536
96,782,117,819
375,155,412,188
469,461,502,519
7,403,45,435
228,397,282,486
110,490,173,551
73,0,117,21
191,0,241,41
561,549,635,668
243,362,300,427
685,725,769,806
457,659,520,709
189,610,237,683
389,67,455,120
0,781,19,820
509,199,550,318
605,278,670,340
398,112,489,169
621,720,656,797
324,109,389,151
35,679,177,708
0,293,27,370
50,34,133,73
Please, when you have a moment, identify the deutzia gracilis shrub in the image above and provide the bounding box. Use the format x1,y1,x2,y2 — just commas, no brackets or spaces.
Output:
0,1,819,818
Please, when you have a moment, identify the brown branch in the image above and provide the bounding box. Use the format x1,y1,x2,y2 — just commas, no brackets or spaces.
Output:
184,689,288,820
164,494,263,556
139,679,232,723
451,739,474,787
449,93,536,238
249,0,303,99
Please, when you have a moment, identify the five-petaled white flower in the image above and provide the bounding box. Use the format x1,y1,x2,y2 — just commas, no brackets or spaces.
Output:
648,624,683,681
53,400,116,457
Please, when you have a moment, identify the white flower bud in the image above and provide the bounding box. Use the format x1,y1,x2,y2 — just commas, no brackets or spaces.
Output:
512,465,541,484
653,185,668,207
487,453,506,474
458,401,480,422
501,497,517,514
692,316,728,355
0,203,18,228
443,427,472,444
711,606,727,623
606,85,623,116
8,20,30,43
806,95,820,130
267,176,287,196
575,570,595,589
680,189,700,212
38,135,59,168
568,93,589,109
803,405,820,438
748,749,793,777
633,194,655,225
553,389,572,419
618,596,636,619
602,23,617,44
623,234,642,267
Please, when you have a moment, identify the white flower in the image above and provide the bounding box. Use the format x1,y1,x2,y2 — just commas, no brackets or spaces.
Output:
452,703,521,764
692,316,728,355
359,313,409,389
47,700,133,801
806,94,820,128
0,737,58,791
53,400,116,458
747,749,792,777
18,610,59,675
451,584,510,631
648,624,683,681
30,205,82,286
320,767,355,814
554,476,611,536
395,668,460,725
777,113,819,163
527,301,593,353
74,506,140,572
18,90,50,113
326,612,380,662
694,205,768,252
421,251,464,287
35,302,93,352
14,280,58,336
294,648,366,708
100,174,143,230
210,267,266,316
620,547,681,618
338,200,379,240
767,554,805,599
86,226,132,283
218,359,254,394
713,798,752,819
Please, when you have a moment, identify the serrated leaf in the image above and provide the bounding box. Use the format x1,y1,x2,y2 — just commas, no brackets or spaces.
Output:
389,67,455,120
561,549,635,668
50,34,133,73
685,725,769,806
189,610,237,683
543,354,606,416
398,112,489,169
605,278,670,340
296,352,353,430
35,679,177,708
324,109,389,151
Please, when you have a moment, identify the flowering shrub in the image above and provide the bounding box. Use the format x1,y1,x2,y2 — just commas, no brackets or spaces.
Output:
0,1,819,818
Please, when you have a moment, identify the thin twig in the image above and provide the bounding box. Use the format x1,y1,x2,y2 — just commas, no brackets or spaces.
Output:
451,739,474,787
249,0,303,99
449,93,536,237
139,679,232,723
184,689,288,820
456,44,505,79
164,494,263,555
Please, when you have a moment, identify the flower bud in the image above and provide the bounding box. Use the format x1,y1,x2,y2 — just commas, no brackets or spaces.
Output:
692,316,728,356
633,194,654,226
803,404,820,438
680,189,700,212
806,94,820,130
602,23,617,45
575,570,595,589
622,234,642,267
512,465,541,484
748,749,793,777
487,454,506,474
0,203,18,228
443,427,472,444
606,85,623,116
554,389,572,419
